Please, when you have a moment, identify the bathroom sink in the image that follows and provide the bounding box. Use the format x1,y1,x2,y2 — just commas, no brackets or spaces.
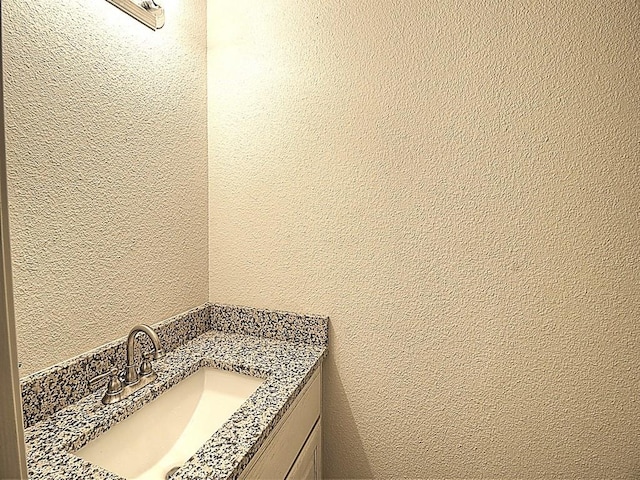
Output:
74,367,264,479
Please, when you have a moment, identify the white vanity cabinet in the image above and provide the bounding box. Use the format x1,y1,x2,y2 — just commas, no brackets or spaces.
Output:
285,420,321,480
240,366,322,480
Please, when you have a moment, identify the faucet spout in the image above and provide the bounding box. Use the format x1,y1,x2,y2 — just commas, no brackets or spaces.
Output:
125,324,164,386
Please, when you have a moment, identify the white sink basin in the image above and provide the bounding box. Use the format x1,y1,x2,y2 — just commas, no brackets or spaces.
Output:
74,367,264,480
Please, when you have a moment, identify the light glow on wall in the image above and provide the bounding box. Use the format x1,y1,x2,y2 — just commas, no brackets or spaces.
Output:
207,1,278,104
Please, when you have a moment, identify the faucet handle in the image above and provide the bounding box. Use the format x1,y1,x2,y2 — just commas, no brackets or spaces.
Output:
89,367,123,396
139,352,154,377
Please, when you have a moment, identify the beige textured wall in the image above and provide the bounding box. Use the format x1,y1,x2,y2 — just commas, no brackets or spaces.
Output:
2,0,208,376
208,1,640,478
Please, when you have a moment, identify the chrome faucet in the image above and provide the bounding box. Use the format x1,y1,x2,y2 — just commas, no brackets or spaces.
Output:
89,324,165,405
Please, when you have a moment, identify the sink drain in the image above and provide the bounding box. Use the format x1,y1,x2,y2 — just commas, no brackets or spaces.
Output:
165,466,181,479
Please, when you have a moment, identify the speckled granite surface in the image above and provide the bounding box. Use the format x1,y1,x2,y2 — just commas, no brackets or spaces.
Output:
210,304,328,347
22,303,328,480
21,304,212,429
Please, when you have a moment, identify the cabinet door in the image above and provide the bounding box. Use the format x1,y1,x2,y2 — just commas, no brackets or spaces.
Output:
287,421,321,480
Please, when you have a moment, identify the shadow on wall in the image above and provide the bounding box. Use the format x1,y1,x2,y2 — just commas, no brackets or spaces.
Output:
322,344,373,479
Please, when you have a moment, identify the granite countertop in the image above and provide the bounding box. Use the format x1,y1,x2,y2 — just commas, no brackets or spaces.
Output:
22,304,328,480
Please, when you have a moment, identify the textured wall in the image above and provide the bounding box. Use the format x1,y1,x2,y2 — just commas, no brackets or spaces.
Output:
208,1,640,478
2,0,208,376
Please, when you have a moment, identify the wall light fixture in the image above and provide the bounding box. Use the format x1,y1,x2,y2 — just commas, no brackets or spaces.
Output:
106,0,165,30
